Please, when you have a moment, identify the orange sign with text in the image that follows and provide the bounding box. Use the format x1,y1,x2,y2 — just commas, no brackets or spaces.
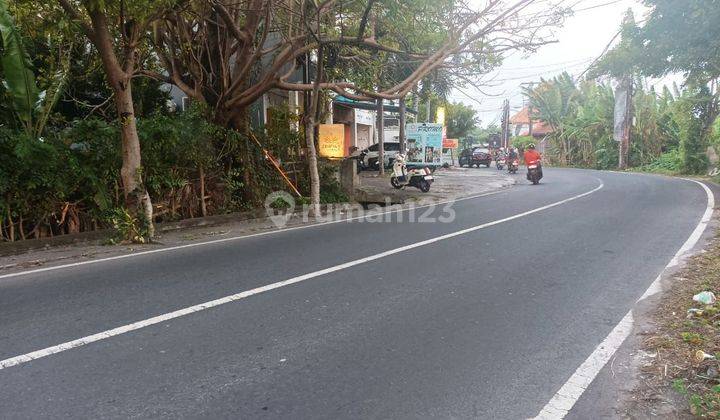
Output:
318,124,346,158
442,138,459,149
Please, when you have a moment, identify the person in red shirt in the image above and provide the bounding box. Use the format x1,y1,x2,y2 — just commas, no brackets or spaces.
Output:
523,143,541,165
523,143,543,180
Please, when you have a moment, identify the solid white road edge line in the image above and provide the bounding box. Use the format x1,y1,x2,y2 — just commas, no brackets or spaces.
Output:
0,181,603,370
532,179,715,420
0,188,509,281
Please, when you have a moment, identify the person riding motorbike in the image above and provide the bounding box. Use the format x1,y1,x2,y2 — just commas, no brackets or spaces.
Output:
507,147,518,161
523,143,543,178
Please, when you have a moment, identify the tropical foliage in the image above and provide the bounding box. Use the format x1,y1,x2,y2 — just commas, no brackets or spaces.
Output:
520,71,717,173
521,1,720,174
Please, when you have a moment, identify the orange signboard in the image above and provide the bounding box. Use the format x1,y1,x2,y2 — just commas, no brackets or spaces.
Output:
442,138,459,149
318,124,346,158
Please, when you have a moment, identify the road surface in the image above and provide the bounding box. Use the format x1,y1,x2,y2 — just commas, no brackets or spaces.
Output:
0,169,713,419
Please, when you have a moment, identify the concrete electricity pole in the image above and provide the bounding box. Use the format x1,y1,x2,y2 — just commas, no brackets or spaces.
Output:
617,77,633,170
399,96,407,154
377,98,385,175
501,99,510,148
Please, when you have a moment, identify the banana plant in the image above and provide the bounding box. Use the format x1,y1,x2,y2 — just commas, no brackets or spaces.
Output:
0,0,68,137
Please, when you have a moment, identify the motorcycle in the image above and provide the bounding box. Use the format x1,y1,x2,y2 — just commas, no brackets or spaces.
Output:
390,154,433,192
507,158,519,174
526,159,543,185
496,157,506,170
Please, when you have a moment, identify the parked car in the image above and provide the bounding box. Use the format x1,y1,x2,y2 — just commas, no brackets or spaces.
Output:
355,142,401,170
458,147,492,168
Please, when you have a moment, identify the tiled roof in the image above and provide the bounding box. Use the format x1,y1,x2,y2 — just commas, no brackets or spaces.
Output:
510,106,553,136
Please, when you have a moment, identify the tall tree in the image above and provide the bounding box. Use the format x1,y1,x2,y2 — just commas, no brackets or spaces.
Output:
446,102,479,139
57,0,171,238
148,0,563,209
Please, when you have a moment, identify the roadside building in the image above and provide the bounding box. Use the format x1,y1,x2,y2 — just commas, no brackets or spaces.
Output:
510,106,554,153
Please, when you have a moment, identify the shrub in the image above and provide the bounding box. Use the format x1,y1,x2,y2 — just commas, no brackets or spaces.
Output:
641,149,683,174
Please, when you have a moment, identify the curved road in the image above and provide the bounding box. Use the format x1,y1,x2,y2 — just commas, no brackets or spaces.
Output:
0,169,714,419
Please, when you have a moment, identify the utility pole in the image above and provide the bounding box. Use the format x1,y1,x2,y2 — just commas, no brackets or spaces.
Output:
399,95,407,154
302,52,311,127
376,98,385,175
500,99,510,148
616,77,633,169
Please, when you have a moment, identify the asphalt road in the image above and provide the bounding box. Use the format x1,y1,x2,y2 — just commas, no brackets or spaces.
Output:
0,169,712,419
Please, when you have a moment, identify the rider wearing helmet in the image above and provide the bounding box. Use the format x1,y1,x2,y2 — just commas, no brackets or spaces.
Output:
523,143,542,177
523,143,540,163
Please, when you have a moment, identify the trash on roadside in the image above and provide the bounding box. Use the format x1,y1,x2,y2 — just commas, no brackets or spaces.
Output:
694,350,716,363
692,291,716,305
687,308,704,318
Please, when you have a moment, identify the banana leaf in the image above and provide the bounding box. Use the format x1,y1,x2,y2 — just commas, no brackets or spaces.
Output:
0,0,39,126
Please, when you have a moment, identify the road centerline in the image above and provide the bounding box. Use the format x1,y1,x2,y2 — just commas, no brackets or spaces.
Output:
0,180,603,371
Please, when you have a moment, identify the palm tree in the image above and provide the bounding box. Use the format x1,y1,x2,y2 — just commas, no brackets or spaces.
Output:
522,72,579,164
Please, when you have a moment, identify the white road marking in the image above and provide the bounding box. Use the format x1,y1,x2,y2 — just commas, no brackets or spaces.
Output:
0,189,508,281
0,181,603,370
532,179,715,419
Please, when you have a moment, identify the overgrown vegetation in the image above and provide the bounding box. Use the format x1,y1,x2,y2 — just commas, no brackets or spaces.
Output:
626,237,720,418
520,73,717,173
0,104,324,242
520,3,719,176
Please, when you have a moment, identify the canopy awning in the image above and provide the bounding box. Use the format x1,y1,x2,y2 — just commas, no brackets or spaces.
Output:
333,96,417,115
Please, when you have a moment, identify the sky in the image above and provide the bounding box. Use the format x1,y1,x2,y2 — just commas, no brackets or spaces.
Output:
450,0,652,127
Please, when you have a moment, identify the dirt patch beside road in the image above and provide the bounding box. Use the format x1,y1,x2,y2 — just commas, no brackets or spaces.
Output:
357,165,515,203
623,235,720,418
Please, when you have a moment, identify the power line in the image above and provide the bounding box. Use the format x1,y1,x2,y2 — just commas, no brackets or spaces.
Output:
573,0,624,12
499,57,593,71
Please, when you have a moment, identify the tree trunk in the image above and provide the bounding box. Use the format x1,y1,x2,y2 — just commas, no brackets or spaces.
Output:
199,165,207,217
74,6,155,239
305,117,321,217
6,205,14,242
115,81,154,237
305,47,324,217
19,216,25,240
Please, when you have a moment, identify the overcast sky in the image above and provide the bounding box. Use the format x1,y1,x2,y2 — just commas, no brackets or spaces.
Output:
450,0,652,127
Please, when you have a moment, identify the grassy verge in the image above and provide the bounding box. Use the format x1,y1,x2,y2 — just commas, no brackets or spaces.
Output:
632,235,720,417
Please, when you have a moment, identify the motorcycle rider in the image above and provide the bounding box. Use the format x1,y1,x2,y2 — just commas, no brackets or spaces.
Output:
523,143,543,178
506,147,519,172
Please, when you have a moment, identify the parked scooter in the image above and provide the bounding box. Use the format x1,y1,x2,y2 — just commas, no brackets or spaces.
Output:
507,158,519,174
391,154,433,192
526,159,543,185
496,157,506,170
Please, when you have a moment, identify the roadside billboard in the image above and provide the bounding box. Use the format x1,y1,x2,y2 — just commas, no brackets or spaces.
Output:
318,124,346,158
406,123,443,165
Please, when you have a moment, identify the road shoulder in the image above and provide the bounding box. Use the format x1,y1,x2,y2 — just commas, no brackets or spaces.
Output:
567,180,720,419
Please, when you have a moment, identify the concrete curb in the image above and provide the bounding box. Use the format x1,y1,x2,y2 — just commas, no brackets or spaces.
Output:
0,206,323,257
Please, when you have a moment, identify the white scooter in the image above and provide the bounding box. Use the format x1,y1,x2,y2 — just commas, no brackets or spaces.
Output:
390,154,433,192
